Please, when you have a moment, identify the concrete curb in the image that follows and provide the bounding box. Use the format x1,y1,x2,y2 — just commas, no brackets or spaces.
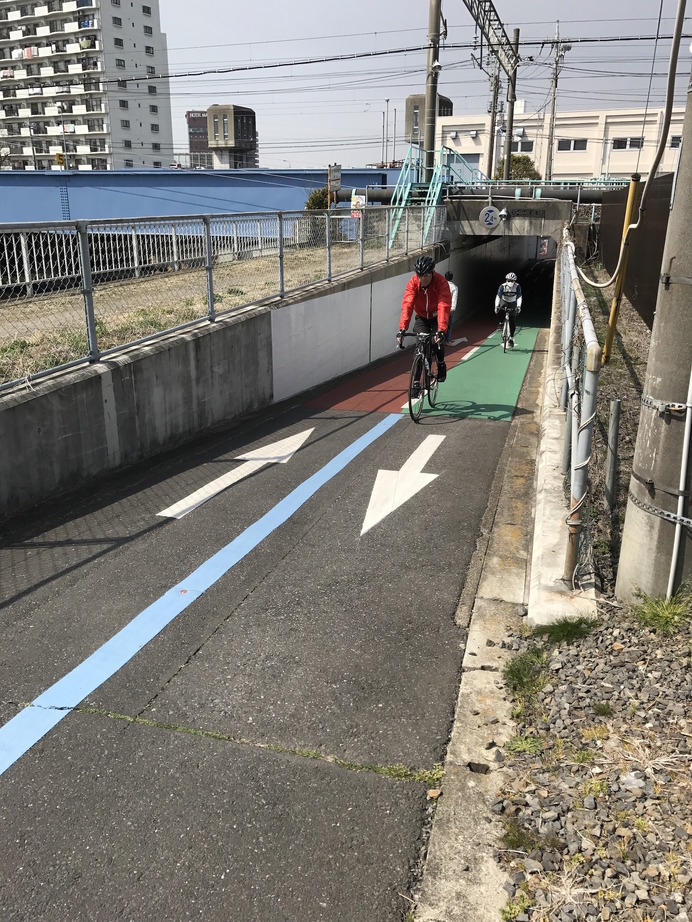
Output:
416,254,599,920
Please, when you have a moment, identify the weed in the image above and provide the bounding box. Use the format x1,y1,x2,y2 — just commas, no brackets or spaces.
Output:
580,779,607,798
571,747,596,764
632,581,692,634
226,286,245,296
505,734,543,756
213,292,224,303
532,617,594,645
634,817,649,833
502,649,547,700
581,725,609,742
501,819,540,852
593,702,613,717
500,890,532,921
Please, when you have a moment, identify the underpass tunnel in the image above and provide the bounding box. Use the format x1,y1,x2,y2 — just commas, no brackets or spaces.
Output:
446,234,556,334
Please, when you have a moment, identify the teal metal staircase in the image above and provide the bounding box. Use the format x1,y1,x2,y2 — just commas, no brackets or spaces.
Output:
388,144,489,248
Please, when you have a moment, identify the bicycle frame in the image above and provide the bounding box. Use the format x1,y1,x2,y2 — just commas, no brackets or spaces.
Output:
399,331,440,421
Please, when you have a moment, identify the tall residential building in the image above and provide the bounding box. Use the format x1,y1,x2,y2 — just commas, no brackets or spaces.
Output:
0,0,173,171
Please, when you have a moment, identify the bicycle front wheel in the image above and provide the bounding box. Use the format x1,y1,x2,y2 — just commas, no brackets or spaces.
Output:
502,320,509,352
428,353,439,407
408,352,425,422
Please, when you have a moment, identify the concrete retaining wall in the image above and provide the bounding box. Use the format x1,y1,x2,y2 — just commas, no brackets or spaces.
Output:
1,251,450,520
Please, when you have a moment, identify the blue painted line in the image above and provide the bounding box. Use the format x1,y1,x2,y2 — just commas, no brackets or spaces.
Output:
0,413,401,776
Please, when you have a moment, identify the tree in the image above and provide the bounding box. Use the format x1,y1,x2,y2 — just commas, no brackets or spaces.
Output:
305,187,329,210
495,154,542,181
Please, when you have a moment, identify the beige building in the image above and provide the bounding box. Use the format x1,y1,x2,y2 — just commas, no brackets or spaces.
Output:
435,102,684,181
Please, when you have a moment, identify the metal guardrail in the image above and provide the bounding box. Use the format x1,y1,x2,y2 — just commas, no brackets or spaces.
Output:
0,204,446,393
559,226,602,586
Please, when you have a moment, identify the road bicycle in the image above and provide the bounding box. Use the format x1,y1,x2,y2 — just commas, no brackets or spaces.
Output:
398,331,440,422
498,305,519,352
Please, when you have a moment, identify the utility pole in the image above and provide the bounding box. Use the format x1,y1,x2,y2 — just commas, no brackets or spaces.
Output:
423,0,442,182
486,63,500,179
616,56,692,602
381,110,385,167
502,28,520,182
545,23,571,181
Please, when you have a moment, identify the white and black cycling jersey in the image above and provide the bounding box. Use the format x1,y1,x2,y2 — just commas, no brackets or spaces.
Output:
497,281,522,303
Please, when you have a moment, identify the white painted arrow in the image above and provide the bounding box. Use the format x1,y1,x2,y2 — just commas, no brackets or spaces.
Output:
450,336,468,346
361,435,445,535
158,428,315,519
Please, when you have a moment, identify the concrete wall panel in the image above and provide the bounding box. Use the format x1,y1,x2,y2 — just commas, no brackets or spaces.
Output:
271,286,371,402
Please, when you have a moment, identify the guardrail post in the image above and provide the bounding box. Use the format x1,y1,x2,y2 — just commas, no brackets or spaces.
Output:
385,208,391,262
278,212,285,297
233,220,239,259
359,208,365,270
77,222,100,363
405,208,410,255
564,320,602,583
131,226,140,279
19,232,34,298
326,212,332,282
604,398,621,511
171,225,179,271
420,205,425,249
203,215,215,321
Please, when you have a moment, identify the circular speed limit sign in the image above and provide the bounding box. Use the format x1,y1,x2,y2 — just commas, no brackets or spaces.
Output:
478,205,501,229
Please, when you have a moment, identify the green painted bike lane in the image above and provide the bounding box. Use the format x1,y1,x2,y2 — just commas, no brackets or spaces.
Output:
419,320,540,421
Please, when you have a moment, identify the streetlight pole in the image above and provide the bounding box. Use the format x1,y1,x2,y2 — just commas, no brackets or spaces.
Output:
385,98,389,165
502,27,520,182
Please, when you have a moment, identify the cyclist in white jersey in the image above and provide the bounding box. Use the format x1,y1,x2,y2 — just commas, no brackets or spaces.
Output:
494,272,522,348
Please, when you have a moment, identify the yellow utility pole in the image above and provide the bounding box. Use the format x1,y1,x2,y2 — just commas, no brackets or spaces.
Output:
602,173,641,364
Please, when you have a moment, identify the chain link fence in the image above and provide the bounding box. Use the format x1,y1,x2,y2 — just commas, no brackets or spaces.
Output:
0,204,446,392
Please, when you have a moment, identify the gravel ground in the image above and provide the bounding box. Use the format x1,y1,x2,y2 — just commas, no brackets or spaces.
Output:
492,272,692,921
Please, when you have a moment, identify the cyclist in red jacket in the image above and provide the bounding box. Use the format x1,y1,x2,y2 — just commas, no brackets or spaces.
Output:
396,255,451,381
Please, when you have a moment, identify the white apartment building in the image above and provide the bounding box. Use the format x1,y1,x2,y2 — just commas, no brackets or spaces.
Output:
436,102,684,181
0,0,173,170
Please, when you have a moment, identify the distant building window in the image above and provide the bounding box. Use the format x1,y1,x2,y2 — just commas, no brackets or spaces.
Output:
153,160,162,167
557,138,587,152
119,99,128,108
149,104,158,113
117,78,127,88
147,85,157,95
124,158,133,167
671,135,682,148
213,115,219,140
152,142,160,151
510,139,534,153
114,37,124,48
146,66,155,75
223,114,228,140
143,25,153,35
142,4,151,13
151,123,159,132
612,137,643,151
123,139,132,148
412,105,419,132
145,45,154,55
115,58,125,68
112,16,122,26
120,119,130,128
111,0,120,4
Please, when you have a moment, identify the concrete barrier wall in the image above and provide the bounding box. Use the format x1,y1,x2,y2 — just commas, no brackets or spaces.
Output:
1,252,447,520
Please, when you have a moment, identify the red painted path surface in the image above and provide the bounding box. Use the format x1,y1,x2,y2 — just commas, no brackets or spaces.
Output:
306,316,498,414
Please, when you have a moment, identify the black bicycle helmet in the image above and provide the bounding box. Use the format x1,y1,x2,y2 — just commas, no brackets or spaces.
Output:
414,255,435,276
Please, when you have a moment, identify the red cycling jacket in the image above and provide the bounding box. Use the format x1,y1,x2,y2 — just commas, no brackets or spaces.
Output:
399,271,452,334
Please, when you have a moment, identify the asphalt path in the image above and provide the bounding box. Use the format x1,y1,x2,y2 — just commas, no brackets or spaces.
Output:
0,311,538,921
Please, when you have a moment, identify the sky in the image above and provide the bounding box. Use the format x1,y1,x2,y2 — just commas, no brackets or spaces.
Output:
158,0,691,169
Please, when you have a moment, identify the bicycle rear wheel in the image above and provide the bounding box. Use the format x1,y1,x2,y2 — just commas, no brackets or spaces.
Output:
428,353,439,407
408,352,425,422
502,319,509,352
